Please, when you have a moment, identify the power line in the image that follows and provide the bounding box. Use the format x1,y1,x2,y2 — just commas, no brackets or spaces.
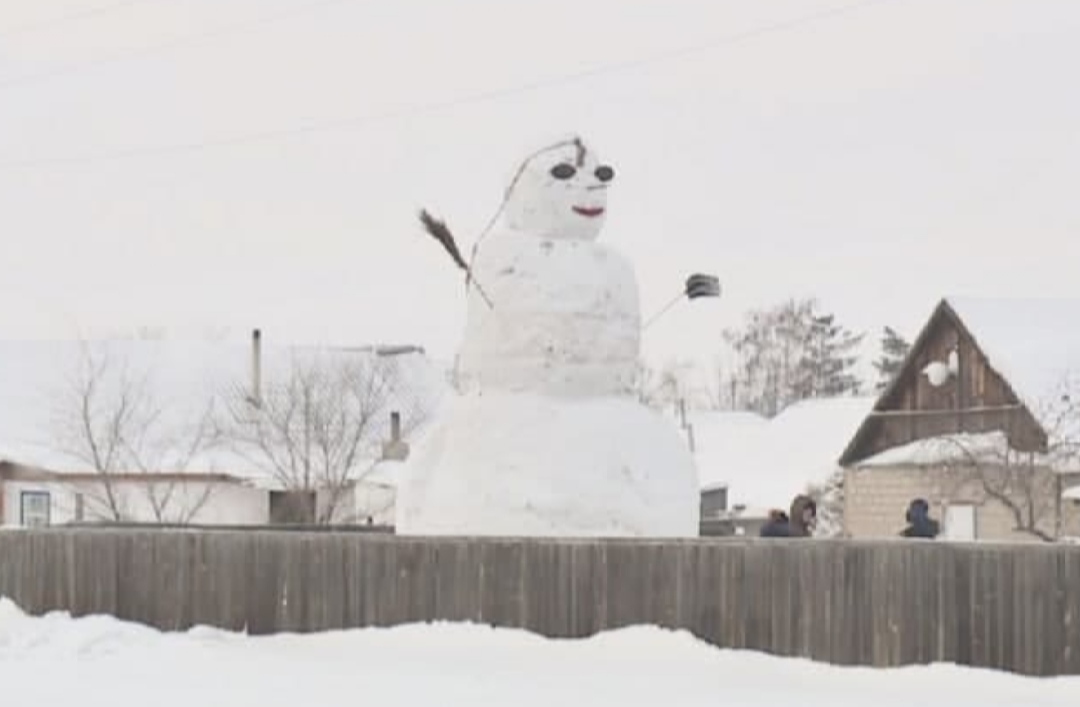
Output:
0,0,900,171
0,0,166,40
0,0,367,90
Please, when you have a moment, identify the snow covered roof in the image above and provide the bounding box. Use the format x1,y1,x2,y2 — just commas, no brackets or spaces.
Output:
857,431,1014,468
0,337,449,485
684,410,767,492
945,296,1080,409
856,429,1080,473
687,396,875,513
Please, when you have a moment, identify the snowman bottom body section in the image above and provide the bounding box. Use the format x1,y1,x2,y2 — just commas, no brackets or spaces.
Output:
394,391,700,537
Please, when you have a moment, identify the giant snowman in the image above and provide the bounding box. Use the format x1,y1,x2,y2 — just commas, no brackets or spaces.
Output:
396,136,700,537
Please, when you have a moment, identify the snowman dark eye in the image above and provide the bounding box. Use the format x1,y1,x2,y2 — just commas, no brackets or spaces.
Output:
550,163,576,180
595,165,614,182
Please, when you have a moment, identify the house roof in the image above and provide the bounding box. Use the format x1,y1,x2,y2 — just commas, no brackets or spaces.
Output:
0,336,448,486
841,296,1080,467
687,396,875,513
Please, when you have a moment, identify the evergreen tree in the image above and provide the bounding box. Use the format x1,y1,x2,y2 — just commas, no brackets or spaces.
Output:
873,326,911,392
799,313,865,398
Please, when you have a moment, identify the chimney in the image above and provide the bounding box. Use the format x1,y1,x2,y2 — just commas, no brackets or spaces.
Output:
251,328,262,406
390,411,402,443
381,410,410,461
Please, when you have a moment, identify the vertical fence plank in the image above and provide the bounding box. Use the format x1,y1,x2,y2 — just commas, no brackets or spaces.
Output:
521,540,570,637
1065,550,1080,674
568,541,605,637
431,539,481,624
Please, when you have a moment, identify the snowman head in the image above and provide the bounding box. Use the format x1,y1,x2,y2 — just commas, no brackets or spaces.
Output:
499,136,615,242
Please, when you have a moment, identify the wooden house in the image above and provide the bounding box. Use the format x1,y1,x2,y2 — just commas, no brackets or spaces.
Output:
839,297,1080,541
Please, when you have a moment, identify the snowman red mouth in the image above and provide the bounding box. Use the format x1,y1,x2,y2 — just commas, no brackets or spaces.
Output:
572,206,605,218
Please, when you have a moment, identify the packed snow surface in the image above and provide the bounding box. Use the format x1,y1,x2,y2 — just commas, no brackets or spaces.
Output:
1,598,1077,707
396,391,698,537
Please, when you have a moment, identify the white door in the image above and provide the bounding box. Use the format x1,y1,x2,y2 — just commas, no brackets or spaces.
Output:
944,504,976,541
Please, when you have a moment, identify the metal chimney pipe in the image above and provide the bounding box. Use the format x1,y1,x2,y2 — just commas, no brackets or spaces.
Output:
390,411,401,443
251,328,262,405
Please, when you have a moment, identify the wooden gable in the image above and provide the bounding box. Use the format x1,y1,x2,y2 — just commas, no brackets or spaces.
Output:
839,299,1047,466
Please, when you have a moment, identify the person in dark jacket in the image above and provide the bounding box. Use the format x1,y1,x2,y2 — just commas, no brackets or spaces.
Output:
759,509,791,537
900,498,940,539
788,495,817,537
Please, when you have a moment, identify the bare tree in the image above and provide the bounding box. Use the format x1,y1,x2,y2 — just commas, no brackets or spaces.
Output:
636,359,683,411
51,342,222,523
938,380,1080,542
722,297,865,417
219,351,424,524
636,357,716,412
939,440,1060,541
124,404,221,524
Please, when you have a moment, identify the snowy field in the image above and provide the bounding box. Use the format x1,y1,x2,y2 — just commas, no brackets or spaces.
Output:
1,599,1077,706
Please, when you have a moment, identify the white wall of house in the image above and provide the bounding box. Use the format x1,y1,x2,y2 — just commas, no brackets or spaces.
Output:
1,477,269,527
314,485,354,524
309,480,395,525
354,481,396,525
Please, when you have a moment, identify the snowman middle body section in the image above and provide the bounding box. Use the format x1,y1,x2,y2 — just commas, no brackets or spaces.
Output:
455,230,640,397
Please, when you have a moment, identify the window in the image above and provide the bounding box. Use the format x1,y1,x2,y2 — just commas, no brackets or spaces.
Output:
20,490,51,528
269,490,316,525
74,493,85,522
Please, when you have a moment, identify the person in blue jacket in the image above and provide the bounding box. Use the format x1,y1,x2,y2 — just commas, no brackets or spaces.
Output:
759,509,791,537
900,498,940,539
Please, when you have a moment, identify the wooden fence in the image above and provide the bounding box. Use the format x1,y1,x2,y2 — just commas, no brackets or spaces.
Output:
1,528,1078,676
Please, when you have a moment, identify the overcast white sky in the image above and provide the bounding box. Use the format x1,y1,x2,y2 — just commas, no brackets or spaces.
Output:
2,0,1079,378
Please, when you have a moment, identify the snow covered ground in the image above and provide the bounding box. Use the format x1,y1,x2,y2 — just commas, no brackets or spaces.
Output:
1,599,1077,706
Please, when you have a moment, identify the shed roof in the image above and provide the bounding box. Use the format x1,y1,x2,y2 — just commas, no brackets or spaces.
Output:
688,396,875,513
